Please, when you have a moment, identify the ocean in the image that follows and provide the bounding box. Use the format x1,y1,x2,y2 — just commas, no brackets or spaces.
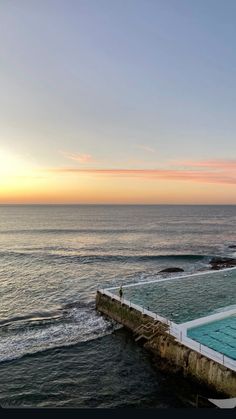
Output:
0,204,235,408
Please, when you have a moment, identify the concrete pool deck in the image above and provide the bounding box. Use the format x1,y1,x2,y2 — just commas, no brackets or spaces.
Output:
96,267,236,396
180,308,236,330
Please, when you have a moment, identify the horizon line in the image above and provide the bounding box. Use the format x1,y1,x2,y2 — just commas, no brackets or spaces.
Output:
0,203,236,206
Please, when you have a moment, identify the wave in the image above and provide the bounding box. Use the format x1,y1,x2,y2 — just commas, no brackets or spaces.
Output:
0,309,63,328
0,302,119,364
0,250,209,264
0,228,140,235
49,254,209,266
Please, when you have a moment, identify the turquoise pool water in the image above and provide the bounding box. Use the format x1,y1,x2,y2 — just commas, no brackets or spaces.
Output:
114,269,236,323
187,316,236,360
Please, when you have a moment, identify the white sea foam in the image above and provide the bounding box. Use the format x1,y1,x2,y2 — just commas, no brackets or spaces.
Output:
0,306,120,363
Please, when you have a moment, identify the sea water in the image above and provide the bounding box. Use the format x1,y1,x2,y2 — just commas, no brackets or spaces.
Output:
0,204,235,407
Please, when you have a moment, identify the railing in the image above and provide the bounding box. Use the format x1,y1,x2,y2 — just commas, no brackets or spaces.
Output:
106,266,236,291
180,334,236,371
98,288,236,372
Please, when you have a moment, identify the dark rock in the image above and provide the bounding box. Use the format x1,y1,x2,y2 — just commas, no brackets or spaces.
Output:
229,245,236,249
209,257,236,270
158,267,184,273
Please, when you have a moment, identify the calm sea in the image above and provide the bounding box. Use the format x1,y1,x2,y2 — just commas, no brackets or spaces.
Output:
0,205,235,408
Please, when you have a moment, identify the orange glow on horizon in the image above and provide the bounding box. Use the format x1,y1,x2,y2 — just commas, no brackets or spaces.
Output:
1,173,236,205
1,150,236,205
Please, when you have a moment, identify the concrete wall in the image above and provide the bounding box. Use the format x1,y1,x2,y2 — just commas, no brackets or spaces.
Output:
96,291,236,397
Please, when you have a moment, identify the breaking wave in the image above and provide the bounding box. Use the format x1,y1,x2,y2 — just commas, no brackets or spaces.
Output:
0,302,120,363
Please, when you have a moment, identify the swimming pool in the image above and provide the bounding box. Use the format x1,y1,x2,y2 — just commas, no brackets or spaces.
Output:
113,269,236,323
187,315,236,360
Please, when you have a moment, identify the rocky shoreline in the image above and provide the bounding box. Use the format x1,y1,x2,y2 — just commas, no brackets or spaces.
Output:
158,255,236,275
209,257,236,270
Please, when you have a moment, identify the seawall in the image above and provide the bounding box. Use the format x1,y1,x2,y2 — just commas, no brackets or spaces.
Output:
96,290,236,397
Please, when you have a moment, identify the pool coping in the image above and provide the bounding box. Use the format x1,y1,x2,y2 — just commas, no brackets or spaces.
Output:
180,308,236,331
106,266,236,291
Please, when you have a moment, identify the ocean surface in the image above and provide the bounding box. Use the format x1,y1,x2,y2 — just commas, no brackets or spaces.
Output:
0,204,235,408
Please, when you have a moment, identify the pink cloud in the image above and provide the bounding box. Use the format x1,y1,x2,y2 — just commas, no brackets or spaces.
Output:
48,167,236,185
174,159,236,170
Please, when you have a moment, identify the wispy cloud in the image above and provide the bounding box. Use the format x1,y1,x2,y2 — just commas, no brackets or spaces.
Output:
173,159,236,169
136,145,156,153
60,150,96,164
47,161,236,185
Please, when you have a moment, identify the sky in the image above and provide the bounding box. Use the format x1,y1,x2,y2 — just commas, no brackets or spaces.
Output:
0,0,236,204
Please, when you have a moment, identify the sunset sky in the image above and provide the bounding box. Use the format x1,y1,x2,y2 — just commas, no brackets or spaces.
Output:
1,0,236,204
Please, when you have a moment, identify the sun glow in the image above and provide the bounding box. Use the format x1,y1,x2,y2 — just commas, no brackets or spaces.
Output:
0,149,35,177
0,148,43,203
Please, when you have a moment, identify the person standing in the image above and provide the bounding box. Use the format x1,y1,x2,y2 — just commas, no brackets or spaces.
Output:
119,286,123,300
